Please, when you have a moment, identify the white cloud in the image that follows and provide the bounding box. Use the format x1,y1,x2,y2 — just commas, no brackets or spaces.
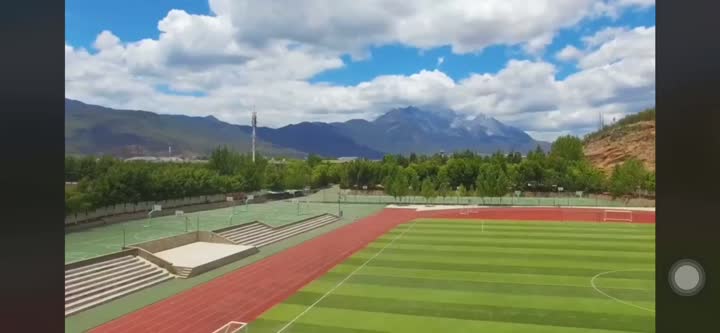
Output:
555,45,584,62
65,1,655,142
592,0,655,19
209,0,598,55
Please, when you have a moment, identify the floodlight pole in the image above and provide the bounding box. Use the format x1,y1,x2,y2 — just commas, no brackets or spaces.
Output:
337,191,341,216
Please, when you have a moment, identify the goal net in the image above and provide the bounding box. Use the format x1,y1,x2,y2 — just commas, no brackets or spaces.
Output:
212,321,248,333
603,209,633,222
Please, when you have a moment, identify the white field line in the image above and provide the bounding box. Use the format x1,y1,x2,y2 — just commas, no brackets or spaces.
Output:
274,220,419,333
385,204,655,212
590,269,655,313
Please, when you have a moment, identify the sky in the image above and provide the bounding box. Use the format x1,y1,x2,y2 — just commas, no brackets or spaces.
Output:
65,0,655,142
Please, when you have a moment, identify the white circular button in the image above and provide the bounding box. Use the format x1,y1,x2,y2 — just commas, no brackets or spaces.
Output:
669,259,705,296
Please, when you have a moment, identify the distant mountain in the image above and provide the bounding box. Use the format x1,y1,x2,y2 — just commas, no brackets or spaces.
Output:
65,99,550,158
254,122,384,159
65,99,305,158
332,106,550,155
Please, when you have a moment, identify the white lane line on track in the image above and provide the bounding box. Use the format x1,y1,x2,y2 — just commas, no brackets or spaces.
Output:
274,220,419,333
590,269,655,313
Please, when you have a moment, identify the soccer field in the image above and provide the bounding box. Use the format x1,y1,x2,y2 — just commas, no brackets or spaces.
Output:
248,219,655,333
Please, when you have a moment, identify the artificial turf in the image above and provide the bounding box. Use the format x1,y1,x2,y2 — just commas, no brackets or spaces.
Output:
249,219,655,333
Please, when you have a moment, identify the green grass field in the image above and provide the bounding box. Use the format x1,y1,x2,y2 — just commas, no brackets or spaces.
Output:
65,201,380,263
249,219,655,333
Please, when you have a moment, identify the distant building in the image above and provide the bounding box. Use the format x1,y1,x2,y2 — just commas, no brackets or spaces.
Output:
124,156,193,163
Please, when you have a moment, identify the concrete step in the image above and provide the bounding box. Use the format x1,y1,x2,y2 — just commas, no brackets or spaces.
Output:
218,223,264,238
253,221,336,247
65,265,161,304
65,256,135,280
247,216,338,247
65,272,172,317
225,226,274,243
65,262,155,298
175,267,192,278
65,259,143,288
241,217,334,246
66,260,147,292
220,224,271,242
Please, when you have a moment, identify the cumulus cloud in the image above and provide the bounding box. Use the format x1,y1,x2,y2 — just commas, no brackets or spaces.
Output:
65,1,655,141
209,0,598,55
555,45,584,62
592,0,655,19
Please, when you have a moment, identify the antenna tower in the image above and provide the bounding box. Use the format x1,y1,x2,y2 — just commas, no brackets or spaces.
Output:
252,108,257,163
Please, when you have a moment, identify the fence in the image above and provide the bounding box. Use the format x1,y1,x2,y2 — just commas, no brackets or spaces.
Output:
308,186,655,208
65,194,228,225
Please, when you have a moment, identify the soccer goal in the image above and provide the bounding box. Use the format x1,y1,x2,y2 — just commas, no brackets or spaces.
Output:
603,209,634,222
212,321,248,333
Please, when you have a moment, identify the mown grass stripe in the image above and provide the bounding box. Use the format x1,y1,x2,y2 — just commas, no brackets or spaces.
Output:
409,223,655,236
317,272,655,302
411,219,655,232
301,279,654,316
366,247,653,265
248,318,385,333
374,236,654,253
391,228,655,241
282,292,654,333
262,304,640,333
329,264,655,290
365,242,655,260
341,257,655,280
350,251,654,272
382,229,655,245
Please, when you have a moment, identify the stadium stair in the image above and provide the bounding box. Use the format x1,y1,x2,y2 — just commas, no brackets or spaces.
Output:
218,214,339,247
65,255,173,317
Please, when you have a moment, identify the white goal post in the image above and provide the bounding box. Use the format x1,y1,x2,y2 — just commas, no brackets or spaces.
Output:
603,209,634,222
212,321,247,333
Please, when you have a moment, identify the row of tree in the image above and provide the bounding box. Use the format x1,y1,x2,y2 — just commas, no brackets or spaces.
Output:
65,136,655,215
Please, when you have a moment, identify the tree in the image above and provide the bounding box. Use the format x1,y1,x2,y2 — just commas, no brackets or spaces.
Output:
208,146,241,176
306,154,323,169
264,164,285,191
284,160,312,189
457,184,468,203
437,181,450,202
550,136,585,163
475,163,510,198
404,166,420,195
645,172,656,193
609,159,648,197
311,164,331,188
392,175,409,202
421,178,436,203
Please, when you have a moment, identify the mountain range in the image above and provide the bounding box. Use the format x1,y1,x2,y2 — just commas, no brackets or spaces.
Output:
65,99,550,158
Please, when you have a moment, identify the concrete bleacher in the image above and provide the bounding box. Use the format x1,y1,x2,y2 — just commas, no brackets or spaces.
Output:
217,214,339,247
65,255,173,316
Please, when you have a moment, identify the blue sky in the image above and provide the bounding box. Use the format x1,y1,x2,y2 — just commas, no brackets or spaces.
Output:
65,1,656,141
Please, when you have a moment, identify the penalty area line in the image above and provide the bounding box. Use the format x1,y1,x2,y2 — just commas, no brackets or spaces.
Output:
274,221,419,333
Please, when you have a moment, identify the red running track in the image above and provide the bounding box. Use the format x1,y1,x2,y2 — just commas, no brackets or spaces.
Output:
90,207,654,333
90,208,418,333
